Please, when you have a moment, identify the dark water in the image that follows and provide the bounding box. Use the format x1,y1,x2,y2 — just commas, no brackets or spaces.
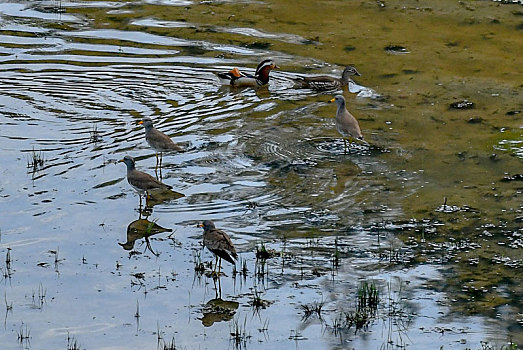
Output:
0,0,521,349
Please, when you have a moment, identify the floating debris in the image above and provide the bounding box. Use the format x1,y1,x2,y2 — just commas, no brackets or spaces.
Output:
467,117,483,124
449,99,475,109
500,174,523,182
385,45,409,54
241,41,271,49
436,197,479,213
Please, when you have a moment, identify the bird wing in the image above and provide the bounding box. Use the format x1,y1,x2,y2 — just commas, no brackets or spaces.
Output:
294,76,341,91
128,170,172,190
147,128,183,152
204,228,238,259
337,110,363,140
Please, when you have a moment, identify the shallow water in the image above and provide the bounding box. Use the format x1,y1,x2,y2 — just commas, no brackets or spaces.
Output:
0,0,521,349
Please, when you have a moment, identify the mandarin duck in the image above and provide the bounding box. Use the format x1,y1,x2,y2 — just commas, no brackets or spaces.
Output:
216,59,279,87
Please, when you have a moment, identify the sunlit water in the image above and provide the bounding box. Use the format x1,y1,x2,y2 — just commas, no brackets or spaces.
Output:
0,0,521,349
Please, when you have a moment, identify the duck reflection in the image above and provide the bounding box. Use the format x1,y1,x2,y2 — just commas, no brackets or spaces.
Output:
119,218,172,256
200,298,239,327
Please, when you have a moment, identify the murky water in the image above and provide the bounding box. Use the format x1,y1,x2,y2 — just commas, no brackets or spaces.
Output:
0,0,521,349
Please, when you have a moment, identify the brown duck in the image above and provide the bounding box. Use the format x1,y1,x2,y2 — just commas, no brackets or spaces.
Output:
294,66,361,91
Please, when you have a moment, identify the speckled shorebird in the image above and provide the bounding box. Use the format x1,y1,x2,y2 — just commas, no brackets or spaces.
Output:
119,155,172,206
216,59,279,87
294,66,361,91
138,117,182,168
329,95,364,153
198,220,237,275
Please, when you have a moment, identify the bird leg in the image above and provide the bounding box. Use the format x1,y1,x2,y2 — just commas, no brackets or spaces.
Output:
211,255,219,278
343,138,347,154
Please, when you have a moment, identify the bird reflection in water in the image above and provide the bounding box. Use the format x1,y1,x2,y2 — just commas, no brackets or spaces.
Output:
119,218,172,256
200,298,239,327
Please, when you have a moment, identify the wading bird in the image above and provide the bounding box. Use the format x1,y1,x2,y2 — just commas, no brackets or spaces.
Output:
198,220,238,276
119,155,172,206
329,95,365,153
138,117,183,168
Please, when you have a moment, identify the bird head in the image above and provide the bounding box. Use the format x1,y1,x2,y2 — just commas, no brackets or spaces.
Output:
138,117,154,129
118,155,135,168
198,220,216,230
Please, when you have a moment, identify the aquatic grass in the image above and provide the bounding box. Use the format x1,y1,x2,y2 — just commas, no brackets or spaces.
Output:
344,309,372,332
256,241,278,261
66,331,81,350
158,336,177,350
462,340,520,350
258,318,269,334
300,299,325,320
229,315,250,349
357,282,379,311
26,146,45,173
384,280,413,346
135,300,140,319
192,249,205,275
52,0,65,13
30,283,46,310
328,281,381,334
17,322,31,346
344,282,380,332
5,247,11,270
4,292,13,313
249,289,272,314
241,259,248,277
332,237,340,268
89,124,102,143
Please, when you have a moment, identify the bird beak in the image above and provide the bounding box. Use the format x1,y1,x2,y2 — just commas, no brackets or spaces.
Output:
137,120,144,125
229,67,242,77
273,64,280,69
197,223,203,228
118,158,124,163
329,98,336,103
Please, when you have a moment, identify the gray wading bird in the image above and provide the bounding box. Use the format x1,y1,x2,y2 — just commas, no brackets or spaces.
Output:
138,117,183,168
119,155,172,206
329,95,365,153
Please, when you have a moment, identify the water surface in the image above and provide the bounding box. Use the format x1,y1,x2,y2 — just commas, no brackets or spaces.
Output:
0,0,521,349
